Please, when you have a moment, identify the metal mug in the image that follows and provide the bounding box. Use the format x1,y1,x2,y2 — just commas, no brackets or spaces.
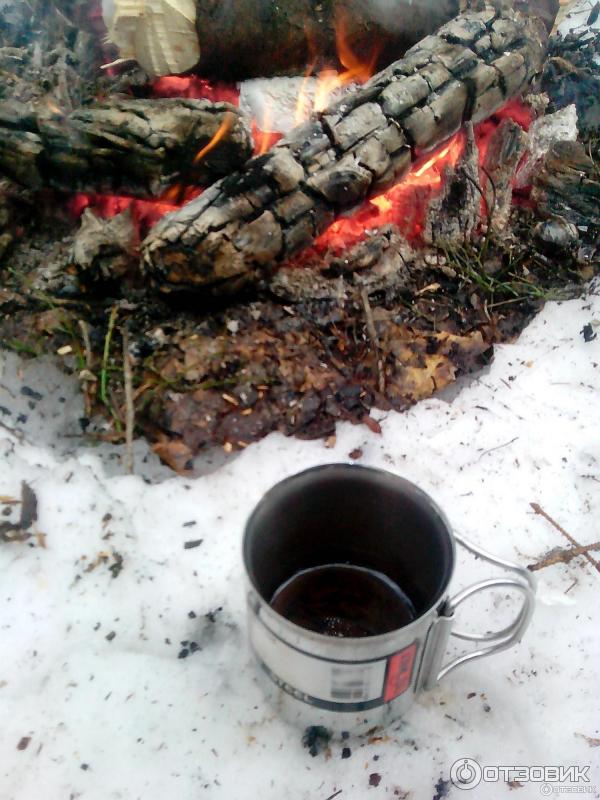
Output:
243,464,536,732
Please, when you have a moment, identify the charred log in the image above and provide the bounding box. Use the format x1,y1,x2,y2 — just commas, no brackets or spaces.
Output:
532,140,600,230
0,97,253,197
142,6,548,293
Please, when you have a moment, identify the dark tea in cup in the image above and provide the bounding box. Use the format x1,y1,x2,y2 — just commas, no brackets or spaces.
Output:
270,563,416,637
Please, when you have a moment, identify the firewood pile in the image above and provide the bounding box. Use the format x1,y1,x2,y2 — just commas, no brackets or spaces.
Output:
0,0,598,473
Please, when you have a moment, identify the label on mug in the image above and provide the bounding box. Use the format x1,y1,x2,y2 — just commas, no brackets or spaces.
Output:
251,613,417,712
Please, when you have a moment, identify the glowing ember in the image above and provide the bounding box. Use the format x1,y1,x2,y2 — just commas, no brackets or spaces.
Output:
68,188,201,236
304,101,536,256
151,76,240,105
308,133,465,253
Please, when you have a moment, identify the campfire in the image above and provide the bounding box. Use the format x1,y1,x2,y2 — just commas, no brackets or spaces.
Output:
0,0,598,472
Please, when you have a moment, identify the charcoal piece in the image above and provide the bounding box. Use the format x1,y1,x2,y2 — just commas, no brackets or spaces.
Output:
419,62,454,92
472,85,506,125
423,124,480,247
401,105,438,148
272,191,315,224
481,118,528,230
428,80,469,140
307,156,373,205
351,137,393,178
72,208,138,283
326,103,388,150
263,151,305,193
142,6,548,293
380,75,431,118
431,43,478,77
371,147,412,193
440,15,487,45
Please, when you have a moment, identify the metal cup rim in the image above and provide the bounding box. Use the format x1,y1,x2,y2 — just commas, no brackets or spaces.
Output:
242,463,457,646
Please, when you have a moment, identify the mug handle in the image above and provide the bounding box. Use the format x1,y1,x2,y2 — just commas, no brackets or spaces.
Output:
421,534,536,690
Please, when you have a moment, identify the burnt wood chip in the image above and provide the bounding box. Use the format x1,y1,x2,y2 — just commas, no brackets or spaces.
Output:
581,324,597,343
19,481,37,528
108,552,124,579
432,778,451,800
0,481,37,543
20,386,43,402
302,725,331,757
205,607,222,623
183,538,203,549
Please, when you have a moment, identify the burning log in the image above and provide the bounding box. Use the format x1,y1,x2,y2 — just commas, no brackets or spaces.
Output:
104,0,463,80
142,6,548,293
103,0,559,80
0,97,252,198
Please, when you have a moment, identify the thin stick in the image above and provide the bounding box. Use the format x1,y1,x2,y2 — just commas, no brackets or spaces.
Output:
78,319,93,370
530,502,600,573
360,288,385,395
121,328,135,475
476,436,519,461
528,541,600,572
100,306,118,407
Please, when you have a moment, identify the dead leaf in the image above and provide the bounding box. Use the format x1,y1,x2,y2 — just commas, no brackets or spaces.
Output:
152,436,194,474
575,733,600,747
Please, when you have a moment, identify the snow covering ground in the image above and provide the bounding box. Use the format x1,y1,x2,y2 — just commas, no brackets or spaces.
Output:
1,287,599,800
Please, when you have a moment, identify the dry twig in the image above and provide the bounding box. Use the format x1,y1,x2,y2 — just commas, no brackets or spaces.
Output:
528,541,600,572
121,328,135,475
530,502,600,573
360,288,385,395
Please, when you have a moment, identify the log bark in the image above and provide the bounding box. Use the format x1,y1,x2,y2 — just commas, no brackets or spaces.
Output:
142,6,548,292
0,97,253,197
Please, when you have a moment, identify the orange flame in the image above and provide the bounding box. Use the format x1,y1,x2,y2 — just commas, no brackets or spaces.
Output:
193,111,235,165
294,11,381,122
257,102,274,155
